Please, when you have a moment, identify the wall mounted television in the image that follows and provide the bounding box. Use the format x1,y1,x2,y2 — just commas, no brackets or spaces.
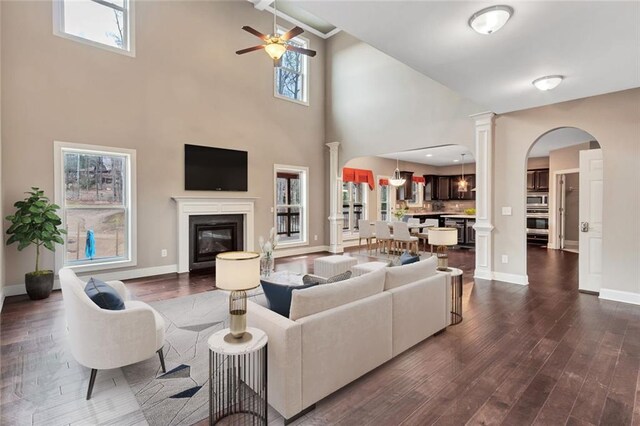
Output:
184,144,248,191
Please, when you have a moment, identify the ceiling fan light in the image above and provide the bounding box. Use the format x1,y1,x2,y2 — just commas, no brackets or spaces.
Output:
389,168,406,187
469,5,513,35
532,75,564,91
264,43,286,60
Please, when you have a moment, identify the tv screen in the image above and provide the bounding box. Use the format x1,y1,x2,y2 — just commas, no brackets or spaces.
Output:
185,144,248,191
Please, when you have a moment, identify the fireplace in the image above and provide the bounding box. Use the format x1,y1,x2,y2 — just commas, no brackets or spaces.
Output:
189,215,244,271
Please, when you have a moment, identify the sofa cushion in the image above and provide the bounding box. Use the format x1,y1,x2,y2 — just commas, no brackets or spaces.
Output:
326,270,352,283
384,256,438,290
261,279,319,318
289,268,386,321
84,278,125,310
400,251,420,265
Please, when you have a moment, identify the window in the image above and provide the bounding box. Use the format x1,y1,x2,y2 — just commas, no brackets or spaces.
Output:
54,142,136,272
342,182,368,235
53,0,135,56
407,181,424,207
378,178,393,221
274,29,309,105
274,165,308,246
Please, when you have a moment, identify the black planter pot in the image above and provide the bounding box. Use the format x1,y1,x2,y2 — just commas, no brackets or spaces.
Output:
25,271,54,300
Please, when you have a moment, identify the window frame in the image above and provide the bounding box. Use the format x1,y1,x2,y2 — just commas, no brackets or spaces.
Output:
54,141,137,273
273,26,310,106
53,0,136,57
342,181,368,237
273,164,309,248
407,180,424,207
377,175,394,221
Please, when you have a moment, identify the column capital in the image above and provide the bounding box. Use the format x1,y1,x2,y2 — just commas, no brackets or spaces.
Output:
470,111,496,125
326,141,341,151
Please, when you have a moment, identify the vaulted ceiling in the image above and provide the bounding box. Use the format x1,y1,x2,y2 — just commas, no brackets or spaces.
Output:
293,1,640,113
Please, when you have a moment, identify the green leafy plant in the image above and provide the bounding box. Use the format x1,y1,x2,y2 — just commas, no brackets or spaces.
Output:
5,187,66,275
393,206,408,220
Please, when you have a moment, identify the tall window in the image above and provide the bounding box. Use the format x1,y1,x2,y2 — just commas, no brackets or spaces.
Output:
342,182,367,235
54,142,136,272
274,165,308,246
274,30,309,104
378,180,391,221
53,0,135,56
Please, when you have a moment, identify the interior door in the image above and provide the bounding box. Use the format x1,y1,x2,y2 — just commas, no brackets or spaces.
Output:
579,149,603,293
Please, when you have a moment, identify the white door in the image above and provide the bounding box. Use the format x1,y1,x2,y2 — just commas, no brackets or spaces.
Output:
579,149,603,292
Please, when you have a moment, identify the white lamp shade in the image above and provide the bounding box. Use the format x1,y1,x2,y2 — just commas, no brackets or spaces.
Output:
215,251,261,291
428,227,458,246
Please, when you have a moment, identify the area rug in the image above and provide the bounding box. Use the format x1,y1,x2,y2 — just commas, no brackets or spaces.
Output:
121,290,267,426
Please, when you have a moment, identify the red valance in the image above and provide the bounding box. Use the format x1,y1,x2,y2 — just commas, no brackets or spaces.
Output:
343,168,375,190
412,176,425,184
379,178,389,186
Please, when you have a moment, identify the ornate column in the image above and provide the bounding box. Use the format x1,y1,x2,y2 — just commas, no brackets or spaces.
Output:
471,112,496,280
326,142,344,253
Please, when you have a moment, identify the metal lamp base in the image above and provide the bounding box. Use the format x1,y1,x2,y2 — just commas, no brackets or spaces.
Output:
436,245,449,271
229,290,248,338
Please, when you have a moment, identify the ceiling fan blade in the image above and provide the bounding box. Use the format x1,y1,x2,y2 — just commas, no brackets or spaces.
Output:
236,45,265,55
286,45,317,57
280,26,304,41
242,26,269,41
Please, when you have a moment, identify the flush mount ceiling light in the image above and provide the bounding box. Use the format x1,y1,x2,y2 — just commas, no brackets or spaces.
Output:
469,5,513,35
532,75,564,91
389,158,406,187
425,154,433,157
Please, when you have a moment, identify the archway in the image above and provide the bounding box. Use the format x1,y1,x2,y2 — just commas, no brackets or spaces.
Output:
524,127,602,292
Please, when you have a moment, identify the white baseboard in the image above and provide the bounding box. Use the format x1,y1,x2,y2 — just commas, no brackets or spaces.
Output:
0,288,5,313
274,245,329,259
599,288,640,306
3,264,178,298
475,270,529,285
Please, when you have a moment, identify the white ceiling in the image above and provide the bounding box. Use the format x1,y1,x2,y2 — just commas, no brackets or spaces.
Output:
379,145,474,166
293,1,640,113
528,127,596,158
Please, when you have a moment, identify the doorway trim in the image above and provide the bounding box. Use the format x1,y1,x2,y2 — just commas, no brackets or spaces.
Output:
549,167,579,250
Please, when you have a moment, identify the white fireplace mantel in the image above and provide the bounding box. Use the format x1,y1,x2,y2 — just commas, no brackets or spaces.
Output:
172,196,257,273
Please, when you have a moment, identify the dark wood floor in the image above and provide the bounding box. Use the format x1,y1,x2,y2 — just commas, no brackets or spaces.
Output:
2,246,639,425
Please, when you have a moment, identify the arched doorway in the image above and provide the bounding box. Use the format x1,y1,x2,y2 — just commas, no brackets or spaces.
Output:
525,127,602,292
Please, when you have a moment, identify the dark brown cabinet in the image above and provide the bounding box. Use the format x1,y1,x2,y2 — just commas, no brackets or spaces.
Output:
395,171,414,200
423,175,437,201
527,169,549,192
436,176,451,201
423,174,477,201
450,175,476,200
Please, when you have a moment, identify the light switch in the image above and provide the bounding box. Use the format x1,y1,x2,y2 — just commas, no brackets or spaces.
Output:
502,207,512,216
502,255,509,264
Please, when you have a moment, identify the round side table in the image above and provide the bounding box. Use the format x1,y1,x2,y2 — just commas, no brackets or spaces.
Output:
437,267,463,325
208,327,268,425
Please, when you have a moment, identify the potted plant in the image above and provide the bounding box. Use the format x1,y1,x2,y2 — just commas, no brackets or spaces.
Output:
5,187,66,300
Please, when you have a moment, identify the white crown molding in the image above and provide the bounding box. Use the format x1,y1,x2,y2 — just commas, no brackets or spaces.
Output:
599,288,640,306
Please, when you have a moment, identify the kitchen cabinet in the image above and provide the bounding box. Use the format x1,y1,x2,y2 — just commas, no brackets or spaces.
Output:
395,171,414,201
450,174,476,200
423,175,437,201
527,169,549,192
441,216,475,247
437,177,451,201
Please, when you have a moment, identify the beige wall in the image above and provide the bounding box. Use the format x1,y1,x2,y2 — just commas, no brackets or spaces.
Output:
549,142,592,174
494,88,640,295
0,0,3,303
527,157,550,169
325,32,485,165
1,1,327,287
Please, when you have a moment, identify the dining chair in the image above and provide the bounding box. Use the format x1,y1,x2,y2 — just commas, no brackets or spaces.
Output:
418,219,439,253
393,221,419,254
407,217,421,236
375,221,394,256
358,219,376,253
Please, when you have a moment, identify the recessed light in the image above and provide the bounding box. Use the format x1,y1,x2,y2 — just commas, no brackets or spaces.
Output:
453,159,460,162
469,5,513,35
532,75,564,91
425,154,433,157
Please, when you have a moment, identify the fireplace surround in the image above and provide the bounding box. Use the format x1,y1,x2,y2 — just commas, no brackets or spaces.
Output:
172,197,257,273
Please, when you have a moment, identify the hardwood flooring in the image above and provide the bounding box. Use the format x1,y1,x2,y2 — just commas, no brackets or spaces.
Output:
1,246,639,425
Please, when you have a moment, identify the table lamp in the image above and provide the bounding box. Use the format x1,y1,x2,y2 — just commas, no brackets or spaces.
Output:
215,251,260,339
428,227,458,271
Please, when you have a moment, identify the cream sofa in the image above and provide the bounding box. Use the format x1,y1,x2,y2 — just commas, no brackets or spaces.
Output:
247,256,450,422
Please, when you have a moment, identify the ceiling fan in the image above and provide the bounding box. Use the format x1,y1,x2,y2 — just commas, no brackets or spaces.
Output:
235,0,317,66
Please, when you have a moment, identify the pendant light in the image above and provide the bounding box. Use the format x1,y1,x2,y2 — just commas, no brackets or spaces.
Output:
457,153,468,192
389,158,406,187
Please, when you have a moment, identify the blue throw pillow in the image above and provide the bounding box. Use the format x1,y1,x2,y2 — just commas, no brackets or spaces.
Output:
84,278,125,310
400,251,420,266
260,279,318,318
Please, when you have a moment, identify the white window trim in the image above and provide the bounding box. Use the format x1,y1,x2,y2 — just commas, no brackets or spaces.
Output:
273,164,309,248
342,182,368,239
273,26,310,106
52,0,136,58
377,175,395,221
53,141,137,273
407,181,424,207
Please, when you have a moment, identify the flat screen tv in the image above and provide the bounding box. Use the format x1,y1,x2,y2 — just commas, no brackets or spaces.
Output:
185,144,248,191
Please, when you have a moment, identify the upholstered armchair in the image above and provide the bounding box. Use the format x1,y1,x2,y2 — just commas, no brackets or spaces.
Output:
59,268,166,399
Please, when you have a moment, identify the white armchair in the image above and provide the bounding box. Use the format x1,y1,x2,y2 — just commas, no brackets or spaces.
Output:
59,268,166,400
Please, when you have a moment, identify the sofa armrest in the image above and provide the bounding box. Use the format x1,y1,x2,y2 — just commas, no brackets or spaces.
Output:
104,280,131,301
247,301,303,420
